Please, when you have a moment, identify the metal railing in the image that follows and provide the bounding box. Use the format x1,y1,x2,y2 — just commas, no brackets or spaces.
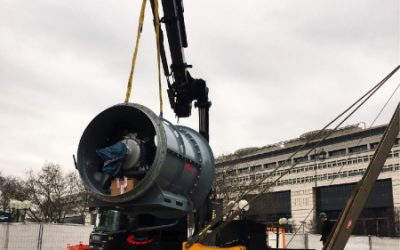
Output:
0,223,92,250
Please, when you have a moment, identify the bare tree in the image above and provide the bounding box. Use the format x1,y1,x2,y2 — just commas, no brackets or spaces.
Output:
63,171,90,223
0,173,29,212
25,163,88,223
213,168,235,204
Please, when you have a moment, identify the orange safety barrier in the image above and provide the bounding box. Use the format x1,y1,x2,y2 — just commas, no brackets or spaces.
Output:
66,243,89,250
266,227,286,249
182,242,246,250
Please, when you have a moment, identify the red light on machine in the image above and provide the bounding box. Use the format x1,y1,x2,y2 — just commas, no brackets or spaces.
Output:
184,163,198,174
126,234,154,245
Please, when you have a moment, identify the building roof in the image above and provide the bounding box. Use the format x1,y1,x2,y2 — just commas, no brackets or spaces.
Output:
216,123,388,166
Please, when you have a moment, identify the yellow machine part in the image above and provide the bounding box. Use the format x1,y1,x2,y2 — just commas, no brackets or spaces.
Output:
182,242,246,250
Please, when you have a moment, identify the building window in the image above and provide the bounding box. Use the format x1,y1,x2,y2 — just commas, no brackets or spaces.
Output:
278,159,291,166
250,165,262,172
294,156,308,163
328,148,346,157
227,170,236,175
349,145,368,154
238,167,249,174
370,142,379,150
381,165,392,172
264,162,277,169
306,165,315,171
318,163,327,169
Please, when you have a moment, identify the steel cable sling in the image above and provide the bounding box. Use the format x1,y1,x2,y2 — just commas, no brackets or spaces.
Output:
186,65,400,248
286,69,400,247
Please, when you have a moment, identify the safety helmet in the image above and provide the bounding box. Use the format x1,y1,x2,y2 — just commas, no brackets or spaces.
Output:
319,212,327,218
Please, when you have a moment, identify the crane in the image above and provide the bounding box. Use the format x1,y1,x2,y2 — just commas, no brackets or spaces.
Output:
75,1,399,249
75,1,248,249
150,0,211,141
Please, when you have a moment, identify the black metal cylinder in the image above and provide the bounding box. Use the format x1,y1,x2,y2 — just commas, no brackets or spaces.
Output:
77,103,214,217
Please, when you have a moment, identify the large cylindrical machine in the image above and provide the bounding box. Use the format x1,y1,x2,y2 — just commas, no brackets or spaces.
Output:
77,103,214,218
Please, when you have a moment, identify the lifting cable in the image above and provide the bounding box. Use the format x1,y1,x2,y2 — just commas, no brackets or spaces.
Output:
124,0,147,103
149,0,172,87
286,79,400,247
124,0,164,117
186,65,400,248
225,65,400,215
153,0,164,117
370,82,400,126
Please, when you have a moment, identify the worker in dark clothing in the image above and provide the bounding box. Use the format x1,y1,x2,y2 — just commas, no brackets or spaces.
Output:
319,212,334,245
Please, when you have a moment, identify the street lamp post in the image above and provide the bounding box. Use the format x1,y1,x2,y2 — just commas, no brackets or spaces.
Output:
21,200,31,222
277,217,288,248
9,200,31,223
300,220,306,233
287,218,294,233
237,199,249,220
277,217,294,248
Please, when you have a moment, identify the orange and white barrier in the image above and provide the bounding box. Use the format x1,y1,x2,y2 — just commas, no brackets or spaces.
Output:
266,227,286,249
66,243,89,250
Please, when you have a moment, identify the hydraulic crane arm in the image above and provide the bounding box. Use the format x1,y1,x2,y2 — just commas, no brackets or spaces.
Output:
150,0,211,141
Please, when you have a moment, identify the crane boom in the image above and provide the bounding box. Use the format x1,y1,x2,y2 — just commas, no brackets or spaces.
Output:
324,103,400,250
150,0,211,141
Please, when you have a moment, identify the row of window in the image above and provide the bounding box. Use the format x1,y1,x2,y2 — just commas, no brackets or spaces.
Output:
272,154,377,177
274,163,400,186
225,163,400,191
216,150,400,181
217,139,400,175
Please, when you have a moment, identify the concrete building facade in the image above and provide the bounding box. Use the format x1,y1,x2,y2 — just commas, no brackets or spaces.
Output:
215,124,400,236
